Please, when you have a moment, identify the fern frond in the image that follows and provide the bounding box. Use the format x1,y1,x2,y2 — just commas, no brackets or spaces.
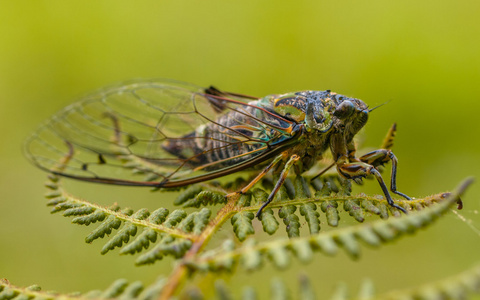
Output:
175,171,456,240
278,205,301,238
204,276,312,300
43,175,216,264
119,208,170,255
378,263,480,300
184,263,480,299
185,178,472,271
320,200,341,226
294,175,313,199
172,171,405,241
101,208,150,254
231,211,255,241
45,176,193,238
236,174,465,237
182,190,227,208
299,203,321,234
5,261,479,300
260,207,280,235
0,277,166,300
132,208,211,265
135,236,193,265
203,272,404,300
173,185,205,206
174,183,228,208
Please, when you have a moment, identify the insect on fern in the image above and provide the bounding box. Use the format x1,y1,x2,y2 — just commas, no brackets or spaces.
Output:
24,79,411,216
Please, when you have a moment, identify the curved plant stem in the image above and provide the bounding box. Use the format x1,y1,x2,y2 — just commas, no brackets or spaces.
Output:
159,193,241,299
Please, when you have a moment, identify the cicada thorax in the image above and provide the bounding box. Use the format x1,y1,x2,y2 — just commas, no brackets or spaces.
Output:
268,93,308,123
260,91,335,173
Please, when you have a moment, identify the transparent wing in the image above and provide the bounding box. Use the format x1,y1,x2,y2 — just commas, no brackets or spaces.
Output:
24,79,297,187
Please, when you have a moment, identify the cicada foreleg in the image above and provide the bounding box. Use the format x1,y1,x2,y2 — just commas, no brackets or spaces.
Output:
359,149,411,200
337,158,408,213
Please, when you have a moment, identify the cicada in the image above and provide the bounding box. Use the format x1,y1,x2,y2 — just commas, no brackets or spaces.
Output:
24,79,411,216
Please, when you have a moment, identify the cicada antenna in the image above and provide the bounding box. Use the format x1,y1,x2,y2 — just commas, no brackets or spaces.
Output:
368,100,391,112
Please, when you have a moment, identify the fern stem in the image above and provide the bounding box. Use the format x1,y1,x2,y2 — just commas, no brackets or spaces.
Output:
159,193,241,299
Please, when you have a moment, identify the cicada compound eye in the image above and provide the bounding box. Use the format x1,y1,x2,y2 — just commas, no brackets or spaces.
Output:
333,100,355,119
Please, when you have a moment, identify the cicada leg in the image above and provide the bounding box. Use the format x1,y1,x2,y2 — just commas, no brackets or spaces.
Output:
225,152,284,203
359,149,411,200
255,154,300,218
238,153,286,194
226,152,300,217
337,159,408,213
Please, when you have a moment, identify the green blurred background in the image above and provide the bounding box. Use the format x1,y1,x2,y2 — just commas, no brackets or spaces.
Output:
1,0,480,297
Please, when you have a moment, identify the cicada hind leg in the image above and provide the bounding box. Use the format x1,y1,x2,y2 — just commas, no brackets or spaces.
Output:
227,152,300,218
255,154,300,218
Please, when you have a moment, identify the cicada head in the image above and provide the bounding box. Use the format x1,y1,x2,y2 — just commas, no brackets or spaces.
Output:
330,93,369,142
